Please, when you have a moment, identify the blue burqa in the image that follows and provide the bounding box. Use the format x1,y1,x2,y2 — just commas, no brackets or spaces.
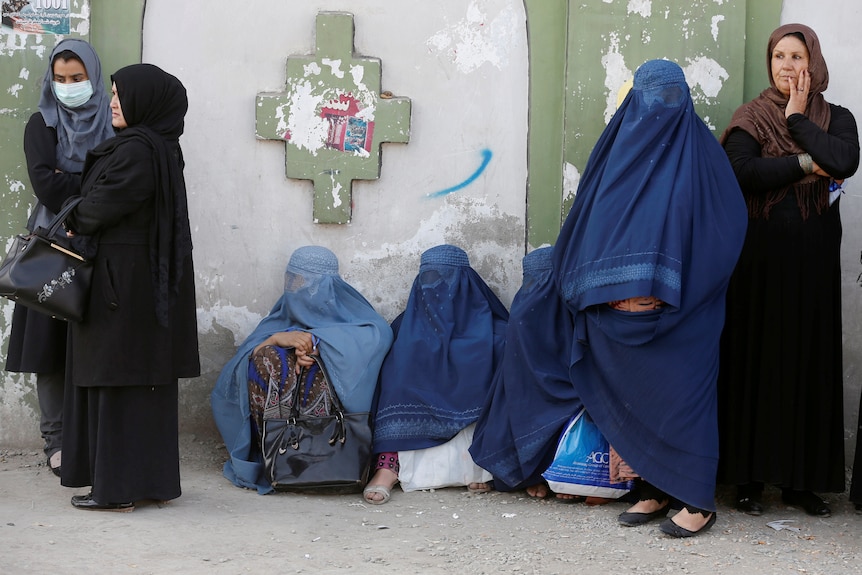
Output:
469,247,581,491
211,246,393,493
372,245,509,453
553,60,748,511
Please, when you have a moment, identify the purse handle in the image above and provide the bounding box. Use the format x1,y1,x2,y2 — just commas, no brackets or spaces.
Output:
288,355,348,417
38,196,85,239
267,352,351,447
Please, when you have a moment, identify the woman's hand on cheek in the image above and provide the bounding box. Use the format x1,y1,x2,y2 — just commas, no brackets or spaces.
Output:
785,69,810,118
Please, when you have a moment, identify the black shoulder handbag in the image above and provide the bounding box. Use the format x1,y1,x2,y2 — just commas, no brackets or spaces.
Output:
0,197,93,322
261,355,373,493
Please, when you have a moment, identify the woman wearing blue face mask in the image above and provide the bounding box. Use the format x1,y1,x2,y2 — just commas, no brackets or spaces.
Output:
4,39,114,479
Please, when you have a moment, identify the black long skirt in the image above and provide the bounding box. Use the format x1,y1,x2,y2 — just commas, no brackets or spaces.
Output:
717,196,845,493
61,381,181,504
850,395,862,504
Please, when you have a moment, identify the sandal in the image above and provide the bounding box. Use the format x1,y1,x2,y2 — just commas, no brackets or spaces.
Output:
363,484,393,505
363,466,399,505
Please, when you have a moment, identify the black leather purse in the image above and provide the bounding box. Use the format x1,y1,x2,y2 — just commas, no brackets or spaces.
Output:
0,197,93,322
261,355,373,493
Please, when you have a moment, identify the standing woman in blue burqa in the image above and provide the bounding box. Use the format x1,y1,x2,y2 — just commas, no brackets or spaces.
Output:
4,39,114,478
363,245,509,504
553,59,748,537
469,246,581,495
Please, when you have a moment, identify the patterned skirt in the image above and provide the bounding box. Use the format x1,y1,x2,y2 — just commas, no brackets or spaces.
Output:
247,345,334,440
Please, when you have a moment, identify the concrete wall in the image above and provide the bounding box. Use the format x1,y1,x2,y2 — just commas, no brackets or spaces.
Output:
2,0,862,470
0,0,530,443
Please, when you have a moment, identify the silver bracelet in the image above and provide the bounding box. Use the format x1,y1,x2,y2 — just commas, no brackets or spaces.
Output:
797,153,814,174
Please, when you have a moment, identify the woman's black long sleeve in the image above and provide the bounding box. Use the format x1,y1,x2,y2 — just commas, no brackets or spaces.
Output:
22,112,81,214
723,103,860,196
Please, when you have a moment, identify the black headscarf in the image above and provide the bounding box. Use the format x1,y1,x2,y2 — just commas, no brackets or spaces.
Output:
110,63,192,326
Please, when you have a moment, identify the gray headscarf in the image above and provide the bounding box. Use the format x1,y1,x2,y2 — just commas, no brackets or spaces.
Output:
38,38,114,173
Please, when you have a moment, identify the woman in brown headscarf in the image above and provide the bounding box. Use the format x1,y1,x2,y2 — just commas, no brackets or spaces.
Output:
717,24,859,517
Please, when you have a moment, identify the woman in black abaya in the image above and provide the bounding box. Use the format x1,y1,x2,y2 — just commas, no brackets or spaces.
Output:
717,24,859,517
60,64,200,511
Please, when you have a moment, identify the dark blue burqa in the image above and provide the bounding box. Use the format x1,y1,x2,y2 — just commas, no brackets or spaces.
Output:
553,60,748,511
372,245,509,453
469,247,581,491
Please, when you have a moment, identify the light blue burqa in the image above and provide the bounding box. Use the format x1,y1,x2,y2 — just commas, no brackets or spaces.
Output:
211,246,393,493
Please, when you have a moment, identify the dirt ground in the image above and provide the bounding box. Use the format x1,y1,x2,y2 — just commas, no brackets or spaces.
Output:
1,434,860,575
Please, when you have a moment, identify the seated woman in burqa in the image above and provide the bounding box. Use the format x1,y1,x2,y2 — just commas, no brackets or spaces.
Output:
468,246,584,499
362,244,509,504
553,59,748,537
211,245,393,494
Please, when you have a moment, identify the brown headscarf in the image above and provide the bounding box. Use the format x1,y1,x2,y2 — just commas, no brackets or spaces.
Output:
720,23,832,219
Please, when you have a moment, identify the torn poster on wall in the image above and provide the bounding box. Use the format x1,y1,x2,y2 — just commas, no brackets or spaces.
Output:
2,0,70,35
321,93,374,154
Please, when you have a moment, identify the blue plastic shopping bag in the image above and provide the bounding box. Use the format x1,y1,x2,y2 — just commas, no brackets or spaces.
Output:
542,408,633,498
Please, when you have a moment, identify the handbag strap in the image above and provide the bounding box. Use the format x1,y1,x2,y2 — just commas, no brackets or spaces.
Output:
43,196,84,238
288,355,347,417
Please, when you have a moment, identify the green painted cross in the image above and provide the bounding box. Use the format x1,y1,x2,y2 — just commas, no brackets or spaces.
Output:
256,12,412,224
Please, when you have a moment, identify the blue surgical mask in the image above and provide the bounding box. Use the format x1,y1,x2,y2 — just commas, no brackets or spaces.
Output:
53,80,94,108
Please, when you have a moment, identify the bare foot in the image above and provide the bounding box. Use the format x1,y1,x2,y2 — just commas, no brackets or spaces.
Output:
669,508,713,532
526,483,549,498
585,497,613,506
468,481,493,493
363,468,398,504
555,492,582,502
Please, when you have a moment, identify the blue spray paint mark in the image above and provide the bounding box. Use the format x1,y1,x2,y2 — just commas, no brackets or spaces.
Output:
426,148,493,198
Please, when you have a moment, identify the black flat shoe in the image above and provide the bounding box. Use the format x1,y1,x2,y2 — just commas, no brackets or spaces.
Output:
71,493,134,512
660,512,716,538
47,451,61,477
618,501,670,526
735,496,763,516
782,490,831,517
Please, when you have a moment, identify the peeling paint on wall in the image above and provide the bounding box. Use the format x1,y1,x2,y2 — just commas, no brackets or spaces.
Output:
563,162,580,205
627,0,652,18
196,303,265,347
710,15,725,41
347,196,522,319
426,1,522,74
683,56,728,100
601,32,630,124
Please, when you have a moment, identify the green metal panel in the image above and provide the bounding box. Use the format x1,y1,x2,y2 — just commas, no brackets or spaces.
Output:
523,0,567,249
89,0,145,85
743,0,783,103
